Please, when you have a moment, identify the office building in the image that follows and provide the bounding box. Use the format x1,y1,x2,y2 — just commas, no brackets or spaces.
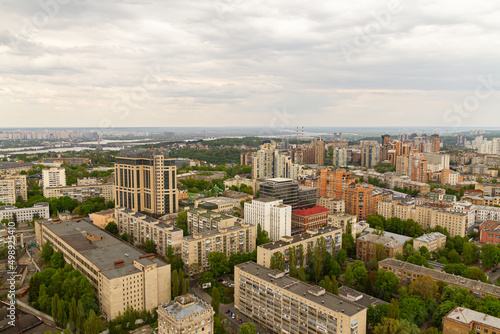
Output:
157,294,214,334
259,178,298,208
479,221,500,245
317,197,345,214
115,207,184,255
182,221,256,275
35,219,171,320
244,198,292,241
114,149,179,217
234,262,367,334
0,174,27,204
344,183,389,220
256,227,342,271
187,208,235,234
379,258,500,300
413,232,447,252
443,307,500,334
44,183,115,202
291,206,329,234
0,202,49,224
356,233,407,262
42,167,66,196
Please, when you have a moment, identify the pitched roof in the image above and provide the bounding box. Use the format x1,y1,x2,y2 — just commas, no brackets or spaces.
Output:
292,205,329,216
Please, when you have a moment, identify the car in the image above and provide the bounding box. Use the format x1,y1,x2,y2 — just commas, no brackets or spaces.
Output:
225,310,230,314
232,314,235,319
238,319,243,325
229,312,232,317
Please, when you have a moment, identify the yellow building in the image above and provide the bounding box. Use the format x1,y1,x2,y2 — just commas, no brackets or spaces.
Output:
44,183,114,202
187,208,235,234
89,208,115,229
317,197,345,214
413,232,447,252
0,174,27,204
158,294,214,334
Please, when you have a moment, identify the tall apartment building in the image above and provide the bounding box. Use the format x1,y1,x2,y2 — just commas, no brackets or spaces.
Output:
332,147,348,167
259,178,317,210
251,142,302,179
157,294,214,334
115,207,184,255
42,167,66,196
312,136,325,166
244,198,292,241
317,197,345,214
291,206,329,234
430,134,440,153
257,227,342,271
0,202,49,224
114,150,179,217
0,174,27,204
235,262,367,334
35,219,171,320
360,140,380,167
186,208,235,234
44,183,115,202
443,307,500,334
318,168,355,199
182,222,256,275
379,259,500,300
344,183,389,220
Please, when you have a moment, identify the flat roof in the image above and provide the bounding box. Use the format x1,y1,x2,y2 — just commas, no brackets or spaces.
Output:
183,222,250,241
414,232,447,243
266,177,293,182
237,262,366,317
338,286,387,308
259,226,341,251
161,295,212,322
445,307,500,329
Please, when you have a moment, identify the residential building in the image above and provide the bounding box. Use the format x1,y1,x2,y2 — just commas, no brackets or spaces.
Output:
327,213,357,235
182,221,256,275
45,183,115,202
114,149,179,217
244,198,292,241
0,174,27,204
356,232,408,261
318,168,355,199
0,224,24,248
35,219,171,320
413,232,447,252
0,161,33,175
42,157,90,165
344,183,389,220
256,227,342,271
89,209,115,229
234,262,367,334
317,197,345,214
195,197,240,213
42,167,66,196
252,142,302,179
360,141,380,168
187,208,235,234
476,205,500,223
338,286,387,308
157,294,214,334
479,221,500,245
332,147,348,167
379,258,500,300
0,202,49,224
291,206,329,234
443,307,500,334
115,207,184,255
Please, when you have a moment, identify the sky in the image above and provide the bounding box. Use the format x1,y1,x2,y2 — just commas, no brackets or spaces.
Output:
1,0,500,129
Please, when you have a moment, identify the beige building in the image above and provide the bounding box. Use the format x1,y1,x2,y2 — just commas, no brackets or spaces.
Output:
42,167,66,196
235,262,367,334
44,182,114,202
443,307,500,334
195,197,240,213
158,294,214,334
0,161,33,175
35,219,171,320
257,227,342,272
115,207,184,256
187,209,235,234
413,232,447,252
0,174,27,204
327,213,357,235
316,197,345,214
114,150,179,217
356,233,407,262
182,221,256,276
89,209,115,229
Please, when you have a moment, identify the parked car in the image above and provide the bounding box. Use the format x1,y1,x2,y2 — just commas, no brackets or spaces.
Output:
238,319,243,325
232,314,235,319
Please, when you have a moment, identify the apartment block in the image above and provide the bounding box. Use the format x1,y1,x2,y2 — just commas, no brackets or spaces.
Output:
344,184,389,220
443,307,500,334
42,157,90,165
44,183,115,202
0,202,49,224
187,208,235,234
356,233,407,262
195,196,240,213
476,206,500,223
0,174,27,204
413,232,447,252
0,162,33,175
42,167,66,196
115,207,184,255
317,197,345,214
257,227,342,271
35,219,171,320
327,213,361,235
479,221,500,245
114,149,179,217
244,198,292,241
318,168,355,199
379,258,500,300
182,222,256,276
158,294,214,334
235,262,367,334
252,142,302,179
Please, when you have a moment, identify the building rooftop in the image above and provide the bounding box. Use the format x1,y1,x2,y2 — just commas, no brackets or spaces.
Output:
161,294,213,322
338,286,387,308
237,262,366,317
258,226,341,251
0,202,49,211
414,232,447,244
479,220,500,232
183,222,250,241
445,307,500,329
116,208,182,233
266,177,294,183
91,208,115,216
362,228,412,246
0,162,34,170
292,205,329,217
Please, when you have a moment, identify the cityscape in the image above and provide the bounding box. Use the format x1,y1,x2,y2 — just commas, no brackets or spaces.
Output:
2,1,500,334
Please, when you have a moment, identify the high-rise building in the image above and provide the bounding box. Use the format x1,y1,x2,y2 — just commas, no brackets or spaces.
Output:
430,134,440,152
312,136,325,166
114,149,179,217
344,183,389,220
42,167,66,196
381,134,391,146
0,174,27,204
244,198,291,241
252,142,302,179
332,147,348,167
360,141,380,167
318,168,355,199
158,294,214,334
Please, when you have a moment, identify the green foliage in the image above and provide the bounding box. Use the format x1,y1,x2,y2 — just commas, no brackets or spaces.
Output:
387,299,400,320
270,252,286,271
481,244,500,268
238,323,257,334
104,221,119,235
40,241,54,264
407,254,429,267
171,269,189,299
256,223,270,246
145,240,156,254
228,250,257,273
211,286,220,317
176,211,189,236
165,245,184,272
367,303,388,327
50,251,65,269
344,266,354,287
171,148,246,165
208,252,230,277
366,215,424,238
374,270,400,301
399,296,430,327
342,233,356,257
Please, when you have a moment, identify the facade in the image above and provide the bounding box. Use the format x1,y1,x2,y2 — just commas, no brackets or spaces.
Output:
158,294,214,334
187,208,235,234
360,141,380,168
479,220,500,245
344,183,389,220
115,207,184,255
327,213,358,235
256,227,342,271
356,233,406,261
182,222,256,276
0,162,33,175
42,157,90,165
42,167,66,196
251,142,302,179
413,232,447,251
45,183,114,202
195,197,240,213
443,307,500,334
291,206,329,234
0,174,28,204
317,197,345,214
0,224,24,248
259,178,298,207
235,262,367,334
0,202,49,224
244,198,292,241
318,168,355,199
379,258,500,300
89,209,115,229
35,219,171,320
114,149,179,217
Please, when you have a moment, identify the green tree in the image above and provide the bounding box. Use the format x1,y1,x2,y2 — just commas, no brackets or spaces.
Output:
448,249,462,264
211,286,220,317
409,275,439,301
336,249,347,266
331,276,339,295
145,240,156,254
466,267,488,282
41,241,54,264
351,260,368,286
482,244,500,268
208,252,230,277
50,252,65,269
342,233,356,257
270,252,285,271
462,242,479,264
239,323,257,334
104,221,119,235
344,266,354,287
68,298,77,333
387,299,400,320
83,310,100,334
374,270,399,301
373,318,404,334
375,243,387,261
256,224,270,246
367,304,388,328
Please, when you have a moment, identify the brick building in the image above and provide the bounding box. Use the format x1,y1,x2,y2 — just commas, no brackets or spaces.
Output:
344,183,389,220
479,220,500,245
443,307,500,334
291,206,329,234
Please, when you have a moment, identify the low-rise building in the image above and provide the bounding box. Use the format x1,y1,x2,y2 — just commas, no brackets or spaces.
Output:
413,232,447,252
316,197,345,214
157,294,214,334
356,232,408,261
0,161,33,175
45,183,114,202
257,227,342,272
443,307,500,334
0,202,49,224
235,262,367,334
89,209,115,229
479,220,500,245
291,206,329,234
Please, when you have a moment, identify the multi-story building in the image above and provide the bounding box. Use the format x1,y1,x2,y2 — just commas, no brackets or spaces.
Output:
317,197,345,214
257,227,342,271
251,142,302,179
89,209,115,229
430,134,440,153
35,219,171,320
115,207,184,255
42,157,90,165
478,220,500,245
291,206,329,234
344,183,389,220
114,149,179,217
234,262,367,334
0,202,49,224
0,162,33,175
244,198,292,241
182,222,256,275
356,232,407,261
476,205,500,223
42,167,66,196
360,141,380,168
327,213,359,235
443,307,500,334
157,294,214,334
44,183,115,202
413,232,447,251
0,174,27,204
187,208,235,234
195,197,240,213
318,168,355,199
332,147,348,167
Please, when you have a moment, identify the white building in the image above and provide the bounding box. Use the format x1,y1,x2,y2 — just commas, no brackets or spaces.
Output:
42,167,66,196
244,198,292,241
476,205,500,223
0,202,50,224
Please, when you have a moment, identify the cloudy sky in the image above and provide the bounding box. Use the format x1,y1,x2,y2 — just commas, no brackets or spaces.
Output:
1,0,499,129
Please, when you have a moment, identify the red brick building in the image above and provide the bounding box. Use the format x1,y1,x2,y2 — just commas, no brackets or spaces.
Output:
479,220,500,245
291,206,329,234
